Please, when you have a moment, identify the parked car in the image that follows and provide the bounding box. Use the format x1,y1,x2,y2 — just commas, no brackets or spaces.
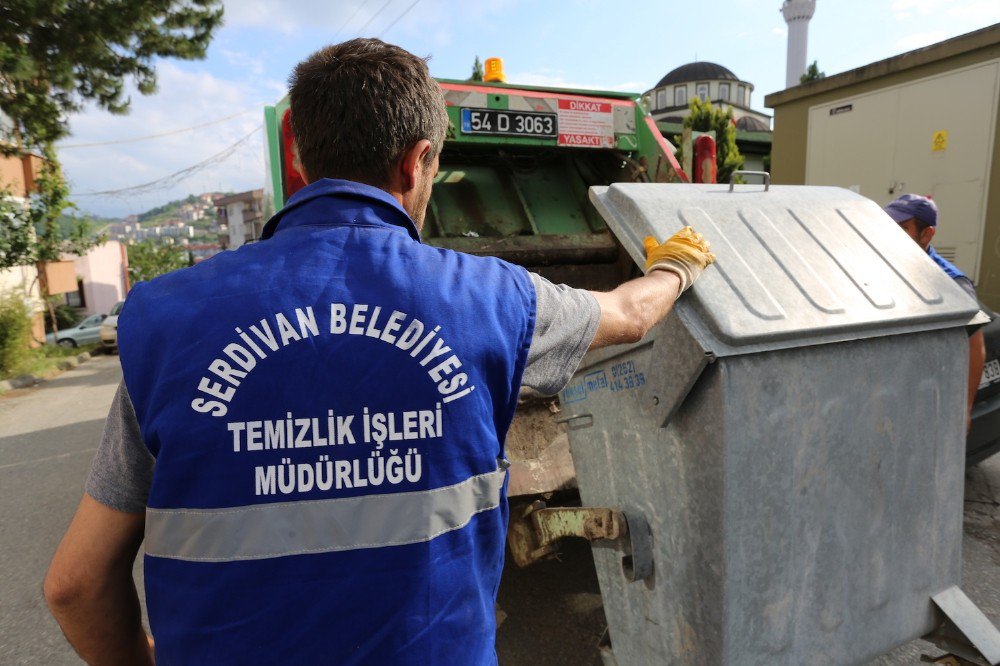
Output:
46,313,106,348
100,300,125,352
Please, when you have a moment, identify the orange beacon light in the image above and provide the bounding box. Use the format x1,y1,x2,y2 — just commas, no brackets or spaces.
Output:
484,57,506,83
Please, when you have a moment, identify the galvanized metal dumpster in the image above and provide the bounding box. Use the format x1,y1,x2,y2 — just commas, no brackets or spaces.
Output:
563,182,1000,665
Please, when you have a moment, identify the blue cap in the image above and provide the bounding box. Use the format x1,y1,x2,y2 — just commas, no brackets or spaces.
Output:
884,193,938,227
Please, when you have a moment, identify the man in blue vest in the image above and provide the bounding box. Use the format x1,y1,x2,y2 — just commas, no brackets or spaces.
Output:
885,193,986,431
43,38,714,664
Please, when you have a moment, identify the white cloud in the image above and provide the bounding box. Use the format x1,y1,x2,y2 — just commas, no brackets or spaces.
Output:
220,48,266,77
381,0,522,40
891,0,947,14
894,30,948,50
55,0,529,218
223,0,522,44
772,27,787,36
947,0,1000,22
508,71,646,93
891,0,1000,22
222,0,367,37
60,62,273,217
220,0,487,40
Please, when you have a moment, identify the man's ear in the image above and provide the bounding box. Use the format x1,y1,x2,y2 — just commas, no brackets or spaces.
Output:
291,141,309,184
921,226,936,246
397,139,433,192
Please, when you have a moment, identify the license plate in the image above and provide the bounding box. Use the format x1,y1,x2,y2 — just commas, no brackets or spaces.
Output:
980,359,1000,389
460,108,557,138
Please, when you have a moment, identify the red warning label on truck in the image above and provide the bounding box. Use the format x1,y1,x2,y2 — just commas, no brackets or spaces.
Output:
556,99,615,148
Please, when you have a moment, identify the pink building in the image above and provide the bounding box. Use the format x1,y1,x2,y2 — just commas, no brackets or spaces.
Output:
63,241,130,316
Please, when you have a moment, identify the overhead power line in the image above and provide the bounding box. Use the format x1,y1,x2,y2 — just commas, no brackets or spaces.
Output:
378,0,422,37
74,127,261,199
356,0,395,35
332,0,371,41
58,106,262,149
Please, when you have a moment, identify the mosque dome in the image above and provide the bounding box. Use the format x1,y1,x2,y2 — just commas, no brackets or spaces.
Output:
655,62,740,89
645,61,756,113
735,115,770,131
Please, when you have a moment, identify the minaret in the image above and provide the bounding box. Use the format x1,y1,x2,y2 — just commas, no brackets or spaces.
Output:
782,0,816,88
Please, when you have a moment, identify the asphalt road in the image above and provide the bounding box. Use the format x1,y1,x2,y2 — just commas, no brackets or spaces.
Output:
1,355,997,664
0,355,138,663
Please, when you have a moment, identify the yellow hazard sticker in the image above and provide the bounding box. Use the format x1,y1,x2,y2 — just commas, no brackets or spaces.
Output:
932,130,948,152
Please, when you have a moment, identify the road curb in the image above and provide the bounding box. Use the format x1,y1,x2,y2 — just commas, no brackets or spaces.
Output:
0,351,94,394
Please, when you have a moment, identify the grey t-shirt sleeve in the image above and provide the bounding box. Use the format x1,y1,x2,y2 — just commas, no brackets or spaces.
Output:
521,272,601,396
85,381,154,513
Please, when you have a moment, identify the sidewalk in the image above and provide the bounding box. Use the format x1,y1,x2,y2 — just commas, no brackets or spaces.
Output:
0,350,98,393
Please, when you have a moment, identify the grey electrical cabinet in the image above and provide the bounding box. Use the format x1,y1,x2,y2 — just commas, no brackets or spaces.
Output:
564,182,999,665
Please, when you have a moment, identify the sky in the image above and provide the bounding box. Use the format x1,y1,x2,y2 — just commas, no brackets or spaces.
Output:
60,0,1000,219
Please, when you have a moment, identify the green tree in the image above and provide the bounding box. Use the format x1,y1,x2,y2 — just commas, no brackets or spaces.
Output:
127,240,187,283
29,148,102,262
0,149,105,334
0,195,33,269
673,98,745,183
0,0,224,150
800,61,826,84
469,56,484,82
0,294,32,376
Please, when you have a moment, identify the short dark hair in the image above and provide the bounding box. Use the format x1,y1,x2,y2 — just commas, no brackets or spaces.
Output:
288,39,448,187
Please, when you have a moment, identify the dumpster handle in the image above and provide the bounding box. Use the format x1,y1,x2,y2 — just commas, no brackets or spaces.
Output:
555,413,594,430
620,509,654,583
729,170,770,192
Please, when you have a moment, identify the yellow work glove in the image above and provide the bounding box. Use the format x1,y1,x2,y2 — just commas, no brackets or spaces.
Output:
644,226,715,293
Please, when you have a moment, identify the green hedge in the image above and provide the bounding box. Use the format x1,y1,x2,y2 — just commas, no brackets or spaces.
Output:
0,294,32,376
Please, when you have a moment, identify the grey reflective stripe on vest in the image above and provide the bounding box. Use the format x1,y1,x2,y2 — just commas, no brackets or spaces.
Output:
144,467,507,562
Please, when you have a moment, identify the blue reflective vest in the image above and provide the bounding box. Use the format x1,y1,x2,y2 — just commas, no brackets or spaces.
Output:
928,245,979,300
118,179,536,665
928,245,966,282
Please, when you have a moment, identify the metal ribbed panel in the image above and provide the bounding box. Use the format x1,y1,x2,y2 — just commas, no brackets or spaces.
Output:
589,184,979,355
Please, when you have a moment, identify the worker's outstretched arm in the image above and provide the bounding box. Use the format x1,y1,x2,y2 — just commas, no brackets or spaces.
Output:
44,494,153,665
589,227,714,350
967,329,986,432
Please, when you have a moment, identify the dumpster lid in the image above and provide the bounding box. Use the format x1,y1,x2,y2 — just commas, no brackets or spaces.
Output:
589,183,982,356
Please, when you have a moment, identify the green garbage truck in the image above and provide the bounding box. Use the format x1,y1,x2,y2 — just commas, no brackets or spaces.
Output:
262,75,687,508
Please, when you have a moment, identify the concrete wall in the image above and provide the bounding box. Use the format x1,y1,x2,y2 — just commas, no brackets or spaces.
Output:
1,242,127,343
72,241,128,316
801,62,998,281
0,155,27,197
0,153,44,199
0,264,41,305
227,202,245,249
765,25,1000,308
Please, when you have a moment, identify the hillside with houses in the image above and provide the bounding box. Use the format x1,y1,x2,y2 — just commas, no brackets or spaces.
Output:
101,191,231,261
